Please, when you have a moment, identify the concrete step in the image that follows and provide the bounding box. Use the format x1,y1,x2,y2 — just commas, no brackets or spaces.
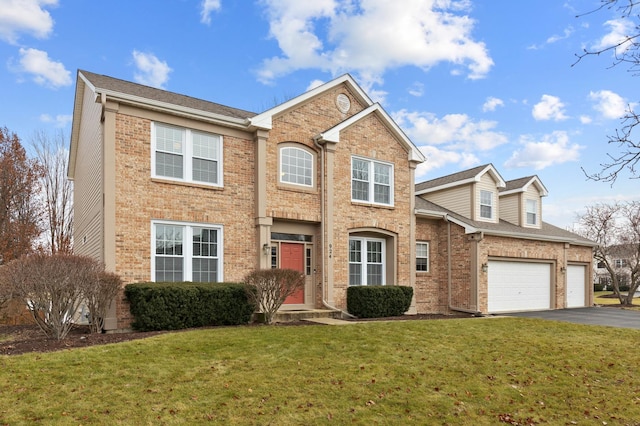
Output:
273,309,342,323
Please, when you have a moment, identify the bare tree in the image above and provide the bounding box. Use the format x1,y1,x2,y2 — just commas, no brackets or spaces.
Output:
575,0,640,183
31,130,73,254
0,127,44,265
577,201,640,305
244,269,305,324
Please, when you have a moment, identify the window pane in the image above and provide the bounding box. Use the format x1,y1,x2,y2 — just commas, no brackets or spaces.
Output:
192,258,218,282
349,239,361,262
156,124,183,154
193,228,217,258
352,158,369,180
349,264,362,285
352,180,369,201
374,183,390,204
156,152,184,179
367,264,383,285
156,225,183,256
374,163,390,185
192,158,218,184
367,241,382,263
281,147,312,186
155,257,183,282
416,258,428,271
192,132,219,160
416,243,428,258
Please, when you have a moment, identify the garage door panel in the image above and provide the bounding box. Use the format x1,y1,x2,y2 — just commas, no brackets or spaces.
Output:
488,261,551,313
567,265,586,308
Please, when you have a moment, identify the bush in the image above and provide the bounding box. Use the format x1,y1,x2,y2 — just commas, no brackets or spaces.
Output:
124,282,256,331
243,269,305,324
2,254,103,339
347,285,413,318
84,271,122,333
594,283,605,292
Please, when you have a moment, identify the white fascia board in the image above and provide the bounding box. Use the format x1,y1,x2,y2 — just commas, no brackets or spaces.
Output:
415,209,477,233
481,164,506,188
415,178,476,195
500,176,549,197
249,74,373,131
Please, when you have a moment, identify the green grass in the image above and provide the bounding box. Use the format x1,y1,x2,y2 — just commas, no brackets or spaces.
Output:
595,291,640,310
1,318,639,425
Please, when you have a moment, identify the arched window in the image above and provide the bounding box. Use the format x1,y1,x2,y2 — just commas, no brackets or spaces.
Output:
280,146,313,187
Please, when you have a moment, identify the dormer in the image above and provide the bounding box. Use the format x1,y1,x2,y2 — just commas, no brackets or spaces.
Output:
415,164,506,223
499,176,548,229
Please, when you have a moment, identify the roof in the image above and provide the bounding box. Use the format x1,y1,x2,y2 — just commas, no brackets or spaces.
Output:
415,197,596,247
500,175,549,197
415,164,506,194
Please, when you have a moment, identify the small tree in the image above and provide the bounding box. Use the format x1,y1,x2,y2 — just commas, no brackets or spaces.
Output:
84,271,122,333
244,269,305,324
3,253,102,339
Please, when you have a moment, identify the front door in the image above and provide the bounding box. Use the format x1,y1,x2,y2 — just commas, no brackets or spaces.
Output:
281,242,305,304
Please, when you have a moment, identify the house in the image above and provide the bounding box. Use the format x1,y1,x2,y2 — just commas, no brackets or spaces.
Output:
594,244,635,290
68,70,595,330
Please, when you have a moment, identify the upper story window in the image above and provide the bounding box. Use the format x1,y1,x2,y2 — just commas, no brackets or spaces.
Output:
280,146,313,187
615,259,627,268
480,190,493,219
416,242,430,272
152,122,222,186
352,157,393,206
526,199,538,225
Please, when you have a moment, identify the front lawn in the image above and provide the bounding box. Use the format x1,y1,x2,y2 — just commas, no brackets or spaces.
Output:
1,318,639,424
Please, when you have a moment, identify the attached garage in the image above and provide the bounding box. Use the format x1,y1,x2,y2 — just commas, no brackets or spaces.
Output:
487,260,552,313
566,265,587,308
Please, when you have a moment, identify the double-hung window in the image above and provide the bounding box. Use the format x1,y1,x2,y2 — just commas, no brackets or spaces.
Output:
416,242,430,272
153,221,222,282
352,157,393,206
480,190,493,220
526,199,538,225
280,146,313,187
153,122,222,186
349,237,385,286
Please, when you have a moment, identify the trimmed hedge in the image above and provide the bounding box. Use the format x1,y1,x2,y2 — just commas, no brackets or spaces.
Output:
124,282,256,331
347,285,413,318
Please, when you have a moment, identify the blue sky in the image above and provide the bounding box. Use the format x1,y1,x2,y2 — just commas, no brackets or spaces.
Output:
1,0,638,229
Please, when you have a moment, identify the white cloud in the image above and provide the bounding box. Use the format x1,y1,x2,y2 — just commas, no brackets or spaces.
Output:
39,113,72,127
415,145,479,178
408,82,424,97
504,131,582,170
0,0,57,44
579,115,592,124
306,79,325,91
257,0,493,89
532,94,568,121
482,96,504,112
132,50,172,89
17,48,71,88
393,109,508,151
592,18,635,56
589,89,628,119
200,0,221,25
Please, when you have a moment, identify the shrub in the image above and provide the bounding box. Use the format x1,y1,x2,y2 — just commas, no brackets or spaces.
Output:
347,285,413,318
594,283,605,292
84,271,122,334
243,269,305,324
124,282,255,331
3,254,103,339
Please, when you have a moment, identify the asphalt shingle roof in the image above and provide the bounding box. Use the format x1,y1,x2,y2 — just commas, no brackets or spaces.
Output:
415,164,490,192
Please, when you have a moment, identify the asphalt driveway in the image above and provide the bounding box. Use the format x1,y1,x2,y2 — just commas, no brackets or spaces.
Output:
504,307,640,330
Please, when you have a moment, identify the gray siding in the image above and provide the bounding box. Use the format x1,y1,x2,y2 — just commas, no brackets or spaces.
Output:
499,193,519,225
422,184,471,217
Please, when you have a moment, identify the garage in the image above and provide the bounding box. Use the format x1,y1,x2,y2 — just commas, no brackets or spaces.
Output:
487,260,552,313
566,265,587,308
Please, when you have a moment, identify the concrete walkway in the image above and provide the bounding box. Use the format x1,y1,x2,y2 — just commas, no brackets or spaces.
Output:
504,306,640,330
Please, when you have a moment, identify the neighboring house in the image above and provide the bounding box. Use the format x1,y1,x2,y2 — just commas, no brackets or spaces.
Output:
594,244,635,289
68,71,595,330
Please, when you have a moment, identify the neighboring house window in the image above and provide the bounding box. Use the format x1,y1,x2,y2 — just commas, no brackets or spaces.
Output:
280,146,313,187
416,242,429,272
153,221,222,282
526,199,538,225
153,122,222,186
614,259,627,268
597,261,606,269
351,157,393,206
349,237,385,285
480,190,493,219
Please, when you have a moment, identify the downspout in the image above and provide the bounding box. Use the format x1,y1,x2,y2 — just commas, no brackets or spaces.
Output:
313,137,355,318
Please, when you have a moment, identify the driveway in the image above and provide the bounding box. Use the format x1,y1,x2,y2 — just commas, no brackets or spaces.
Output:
504,307,640,330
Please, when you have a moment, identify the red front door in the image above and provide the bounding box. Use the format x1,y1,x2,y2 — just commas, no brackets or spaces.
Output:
281,243,305,304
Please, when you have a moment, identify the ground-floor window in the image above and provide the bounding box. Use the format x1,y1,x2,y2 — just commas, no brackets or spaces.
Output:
152,221,222,282
416,242,429,272
349,237,385,286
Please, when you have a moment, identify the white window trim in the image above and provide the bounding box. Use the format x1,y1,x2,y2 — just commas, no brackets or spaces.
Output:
151,220,224,282
348,236,386,286
416,242,430,272
479,190,494,220
151,122,224,187
351,156,394,206
279,145,314,188
525,199,538,226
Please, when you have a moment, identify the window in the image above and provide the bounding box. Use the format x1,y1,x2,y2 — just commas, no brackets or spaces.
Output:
153,122,222,186
597,261,606,269
349,237,385,285
526,199,538,225
416,242,429,272
480,190,493,219
280,146,313,187
352,157,393,206
153,221,222,282
615,259,627,268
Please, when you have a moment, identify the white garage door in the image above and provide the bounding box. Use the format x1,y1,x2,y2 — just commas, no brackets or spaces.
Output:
566,265,587,308
488,261,551,313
